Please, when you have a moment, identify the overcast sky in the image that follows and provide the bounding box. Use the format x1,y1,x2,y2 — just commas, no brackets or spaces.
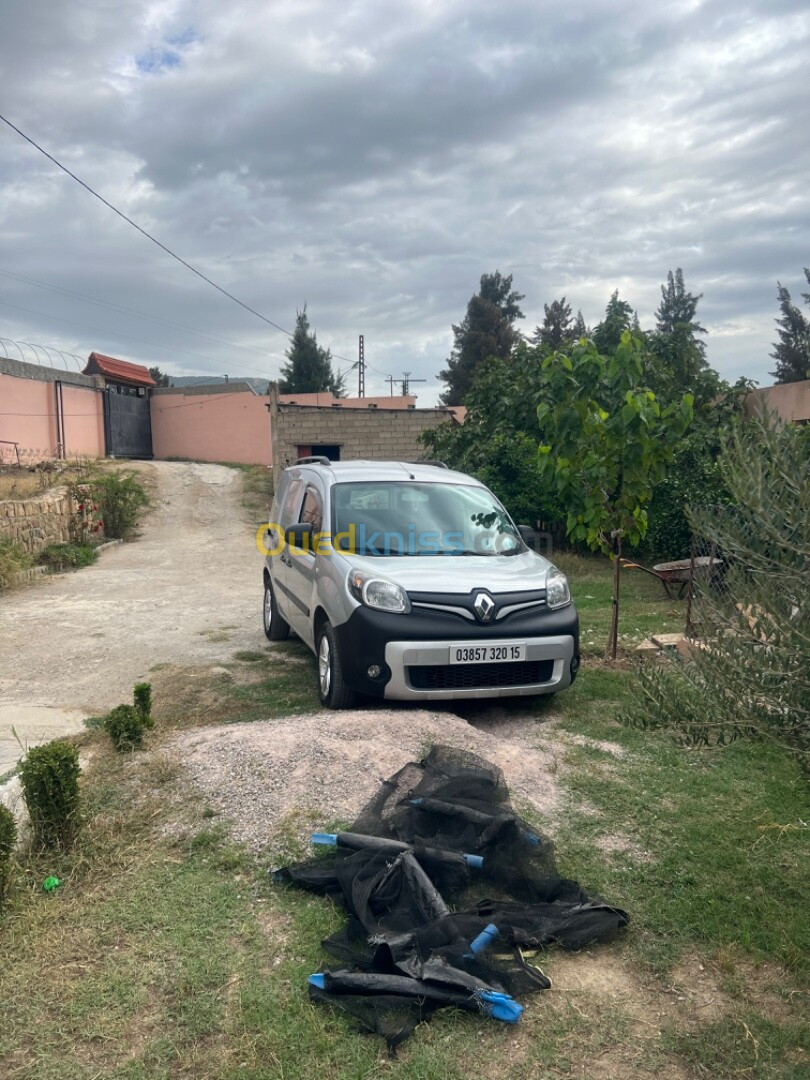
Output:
1,0,808,402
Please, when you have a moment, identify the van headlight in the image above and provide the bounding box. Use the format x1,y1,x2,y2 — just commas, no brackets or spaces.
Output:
545,567,571,609
348,570,411,614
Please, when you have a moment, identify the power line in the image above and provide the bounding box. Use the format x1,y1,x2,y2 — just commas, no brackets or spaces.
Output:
0,112,356,366
366,360,393,378
0,298,274,380
0,112,295,336
0,267,274,360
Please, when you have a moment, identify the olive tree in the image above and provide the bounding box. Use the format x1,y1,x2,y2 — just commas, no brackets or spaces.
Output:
624,416,809,764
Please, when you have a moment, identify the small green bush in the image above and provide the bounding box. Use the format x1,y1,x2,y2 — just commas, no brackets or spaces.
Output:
92,471,149,539
133,682,153,726
104,683,155,750
37,543,98,571
103,705,145,750
0,537,32,590
18,741,81,850
0,804,17,908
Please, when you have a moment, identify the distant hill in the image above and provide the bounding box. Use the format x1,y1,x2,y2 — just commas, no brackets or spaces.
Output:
168,375,269,393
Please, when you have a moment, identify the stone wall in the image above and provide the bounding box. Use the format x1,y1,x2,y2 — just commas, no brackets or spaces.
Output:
271,399,457,487
0,488,73,555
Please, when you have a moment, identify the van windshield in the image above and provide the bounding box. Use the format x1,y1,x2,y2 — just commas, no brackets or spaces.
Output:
331,482,523,556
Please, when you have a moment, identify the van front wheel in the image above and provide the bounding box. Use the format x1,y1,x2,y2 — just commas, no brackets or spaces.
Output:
316,622,356,709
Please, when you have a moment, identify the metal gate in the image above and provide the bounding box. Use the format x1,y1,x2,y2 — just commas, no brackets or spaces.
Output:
103,390,153,458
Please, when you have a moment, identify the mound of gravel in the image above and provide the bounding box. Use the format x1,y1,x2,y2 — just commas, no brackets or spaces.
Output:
168,709,563,852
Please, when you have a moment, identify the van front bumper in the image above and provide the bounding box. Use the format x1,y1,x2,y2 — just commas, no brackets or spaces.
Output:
331,603,579,700
383,634,576,700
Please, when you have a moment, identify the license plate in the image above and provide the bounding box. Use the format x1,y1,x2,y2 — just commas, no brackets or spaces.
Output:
449,643,526,665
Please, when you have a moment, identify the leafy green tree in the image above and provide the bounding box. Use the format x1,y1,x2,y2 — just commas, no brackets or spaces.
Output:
770,271,810,383
641,376,752,558
530,297,576,350
535,333,694,658
279,307,346,396
624,416,809,766
438,272,524,405
423,345,564,525
592,291,634,355
148,366,170,387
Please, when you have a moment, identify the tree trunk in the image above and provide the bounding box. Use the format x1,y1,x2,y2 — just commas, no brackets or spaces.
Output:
606,533,622,660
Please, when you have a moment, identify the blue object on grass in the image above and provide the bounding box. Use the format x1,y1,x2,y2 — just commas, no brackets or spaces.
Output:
308,973,326,990
468,923,499,956
477,990,524,1024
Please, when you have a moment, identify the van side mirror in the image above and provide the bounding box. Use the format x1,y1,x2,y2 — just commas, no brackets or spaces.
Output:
286,522,314,550
518,525,536,550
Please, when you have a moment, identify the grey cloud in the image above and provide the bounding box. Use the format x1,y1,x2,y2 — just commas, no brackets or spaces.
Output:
0,0,807,398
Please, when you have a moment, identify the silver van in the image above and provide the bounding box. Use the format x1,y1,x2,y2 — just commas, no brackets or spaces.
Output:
262,459,579,708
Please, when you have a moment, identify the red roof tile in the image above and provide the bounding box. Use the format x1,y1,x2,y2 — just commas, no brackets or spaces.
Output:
84,352,156,386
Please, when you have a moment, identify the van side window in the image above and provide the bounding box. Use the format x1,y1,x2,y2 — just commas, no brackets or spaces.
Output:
300,488,323,533
281,478,304,525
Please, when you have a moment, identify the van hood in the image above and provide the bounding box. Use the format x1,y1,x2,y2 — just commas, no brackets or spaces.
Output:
343,549,554,594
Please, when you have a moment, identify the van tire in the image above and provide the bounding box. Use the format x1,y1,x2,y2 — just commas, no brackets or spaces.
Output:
263,578,290,641
316,621,356,709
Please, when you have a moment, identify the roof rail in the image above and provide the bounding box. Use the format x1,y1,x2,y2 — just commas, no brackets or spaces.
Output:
417,459,449,469
295,455,332,466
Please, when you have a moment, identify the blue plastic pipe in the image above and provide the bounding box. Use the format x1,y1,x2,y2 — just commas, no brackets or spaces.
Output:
468,923,499,956
311,832,484,868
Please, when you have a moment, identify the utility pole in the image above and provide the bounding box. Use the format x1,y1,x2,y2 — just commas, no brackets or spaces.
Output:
386,374,395,396
400,371,426,397
358,335,365,398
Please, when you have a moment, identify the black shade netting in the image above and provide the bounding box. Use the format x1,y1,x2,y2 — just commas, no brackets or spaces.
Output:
275,745,628,1050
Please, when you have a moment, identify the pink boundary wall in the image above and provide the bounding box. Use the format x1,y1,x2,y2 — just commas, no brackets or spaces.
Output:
151,389,272,466
747,379,810,423
0,369,105,463
150,388,419,466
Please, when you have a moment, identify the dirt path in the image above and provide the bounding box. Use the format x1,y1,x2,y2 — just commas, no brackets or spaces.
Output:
0,461,264,772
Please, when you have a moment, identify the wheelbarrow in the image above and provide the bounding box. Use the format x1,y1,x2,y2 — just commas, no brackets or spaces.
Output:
619,556,722,599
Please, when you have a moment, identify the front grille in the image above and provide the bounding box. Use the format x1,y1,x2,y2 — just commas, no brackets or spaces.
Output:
408,659,554,691
408,589,547,623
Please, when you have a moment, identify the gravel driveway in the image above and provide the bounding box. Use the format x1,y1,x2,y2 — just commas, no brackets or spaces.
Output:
0,461,264,773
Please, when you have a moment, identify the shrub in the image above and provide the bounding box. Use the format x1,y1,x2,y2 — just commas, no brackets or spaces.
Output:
104,683,155,750
623,416,809,765
103,705,147,750
38,543,98,571
18,741,81,850
133,682,153,726
0,537,32,590
0,804,17,909
640,440,728,559
92,471,149,539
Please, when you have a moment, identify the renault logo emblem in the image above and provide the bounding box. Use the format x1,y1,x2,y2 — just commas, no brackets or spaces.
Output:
473,591,496,623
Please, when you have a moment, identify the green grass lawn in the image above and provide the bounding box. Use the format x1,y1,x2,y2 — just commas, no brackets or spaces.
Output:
1,509,807,1079
554,550,687,657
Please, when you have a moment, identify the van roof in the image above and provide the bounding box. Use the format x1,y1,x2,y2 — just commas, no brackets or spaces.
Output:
288,460,483,487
